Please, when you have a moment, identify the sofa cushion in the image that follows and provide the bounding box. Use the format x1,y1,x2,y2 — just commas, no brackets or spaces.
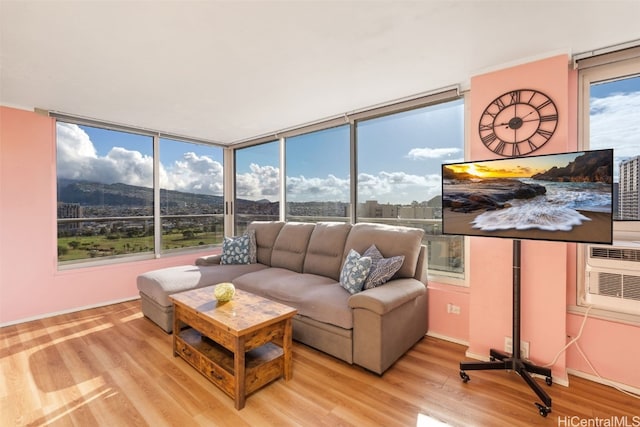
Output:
233,268,353,329
362,244,405,289
270,222,316,272
303,222,352,281
247,221,285,266
137,263,268,306
339,249,372,294
344,222,424,279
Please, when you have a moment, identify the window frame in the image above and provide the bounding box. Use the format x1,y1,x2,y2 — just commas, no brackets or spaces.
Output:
55,116,225,269
229,87,469,284
576,48,640,322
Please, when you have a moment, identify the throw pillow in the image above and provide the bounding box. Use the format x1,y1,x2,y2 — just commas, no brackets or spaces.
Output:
245,229,257,263
362,244,405,290
221,229,257,265
339,249,372,294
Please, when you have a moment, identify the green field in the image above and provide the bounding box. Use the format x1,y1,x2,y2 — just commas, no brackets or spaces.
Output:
58,231,223,262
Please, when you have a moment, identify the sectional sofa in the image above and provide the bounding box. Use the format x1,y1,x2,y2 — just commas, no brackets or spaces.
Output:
137,221,428,374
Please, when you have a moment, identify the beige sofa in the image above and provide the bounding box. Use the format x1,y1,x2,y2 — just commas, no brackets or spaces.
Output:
137,221,428,374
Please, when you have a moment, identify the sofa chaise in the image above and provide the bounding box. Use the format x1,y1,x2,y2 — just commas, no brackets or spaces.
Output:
137,221,428,374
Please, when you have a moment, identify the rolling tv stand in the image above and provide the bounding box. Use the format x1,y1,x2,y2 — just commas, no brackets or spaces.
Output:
459,239,553,417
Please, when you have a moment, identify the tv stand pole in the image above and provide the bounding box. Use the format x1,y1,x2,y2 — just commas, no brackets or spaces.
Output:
459,239,553,417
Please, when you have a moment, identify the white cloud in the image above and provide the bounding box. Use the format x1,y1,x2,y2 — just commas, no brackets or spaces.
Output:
57,123,154,186
236,167,442,204
406,147,461,160
161,152,223,195
235,163,280,200
286,174,350,202
590,91,640,160
57,123,223,195
357,171,441,203
57,123,449,204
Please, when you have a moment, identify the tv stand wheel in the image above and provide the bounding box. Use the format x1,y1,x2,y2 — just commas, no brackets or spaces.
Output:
535,403,551,417
460,371,470,383
545,376,552,386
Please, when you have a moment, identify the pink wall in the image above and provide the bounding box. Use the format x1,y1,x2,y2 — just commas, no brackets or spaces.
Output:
0,107,214,325
468,55,571,382
427,282,469,342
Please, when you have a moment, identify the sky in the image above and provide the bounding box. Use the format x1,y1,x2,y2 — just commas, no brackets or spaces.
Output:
589,75,640,181
447,152,586,178
56,76,639,204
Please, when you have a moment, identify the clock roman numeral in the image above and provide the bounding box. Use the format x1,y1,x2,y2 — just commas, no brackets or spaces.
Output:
536,99,553,110
493,98,506,110
536,129,554,140
479,123,494,131
512,143,521,156
527,140,539,151
494,141,507,154
481,132,497,145
540,114,558,122
509,90,521,104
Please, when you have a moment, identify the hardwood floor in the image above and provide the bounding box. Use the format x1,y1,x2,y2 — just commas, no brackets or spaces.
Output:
1,301,638,426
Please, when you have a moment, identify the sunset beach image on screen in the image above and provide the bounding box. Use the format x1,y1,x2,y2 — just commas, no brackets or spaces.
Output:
441,149,613,244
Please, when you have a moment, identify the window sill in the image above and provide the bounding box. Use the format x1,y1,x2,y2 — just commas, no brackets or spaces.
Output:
568,304,640,327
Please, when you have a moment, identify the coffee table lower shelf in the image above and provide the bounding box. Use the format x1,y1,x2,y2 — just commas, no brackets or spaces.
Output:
175,328,284,404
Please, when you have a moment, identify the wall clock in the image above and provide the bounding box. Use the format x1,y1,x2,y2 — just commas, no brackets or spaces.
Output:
478,89,558,157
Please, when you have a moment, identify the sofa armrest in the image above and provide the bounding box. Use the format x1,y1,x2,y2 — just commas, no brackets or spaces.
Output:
195,254,222,266
348,278,425,316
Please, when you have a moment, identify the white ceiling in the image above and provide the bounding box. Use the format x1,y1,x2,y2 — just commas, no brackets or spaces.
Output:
2,1,639,145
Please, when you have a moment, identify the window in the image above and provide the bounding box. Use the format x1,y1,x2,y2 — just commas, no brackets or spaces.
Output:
285,125,350,222
56,123,154,263
230,91,466,281
234,140,280,234
56,122,224,266
579,51,640,226
577,47,640,319
588,74,640,221
159,138,224,252
356,99,465,279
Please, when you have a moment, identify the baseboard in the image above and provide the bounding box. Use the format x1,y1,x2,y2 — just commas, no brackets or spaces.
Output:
567,368,640,396
0,295,140,328
426,331,469,347
464,350,489,361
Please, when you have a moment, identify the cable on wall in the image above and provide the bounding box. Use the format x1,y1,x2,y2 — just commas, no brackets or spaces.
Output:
543,305,640,400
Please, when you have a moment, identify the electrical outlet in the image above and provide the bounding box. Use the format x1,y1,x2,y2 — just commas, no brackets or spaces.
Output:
447,303,461,314
521,340,530,359
504,337,530,359
504,336,512,354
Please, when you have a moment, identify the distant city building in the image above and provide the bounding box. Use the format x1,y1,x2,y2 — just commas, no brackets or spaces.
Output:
57,202,82,232
359,200,399,218
398,206,434,219
619,156,640,220
359,200,436,219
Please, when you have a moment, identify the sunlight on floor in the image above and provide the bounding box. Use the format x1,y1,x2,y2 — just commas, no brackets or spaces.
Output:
38,377,112,426
119,312,143,323
417,413,449,426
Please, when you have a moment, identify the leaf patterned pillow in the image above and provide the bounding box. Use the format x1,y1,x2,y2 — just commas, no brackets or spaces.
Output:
220,229,257,265
362,244,404,289
339,249,372,294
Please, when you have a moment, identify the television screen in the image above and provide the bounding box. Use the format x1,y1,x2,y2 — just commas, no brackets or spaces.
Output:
442,149,613,244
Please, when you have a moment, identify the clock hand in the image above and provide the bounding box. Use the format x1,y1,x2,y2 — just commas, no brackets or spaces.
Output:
497,110,537,126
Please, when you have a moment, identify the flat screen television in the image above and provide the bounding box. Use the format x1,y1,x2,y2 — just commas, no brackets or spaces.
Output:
441,149,613,244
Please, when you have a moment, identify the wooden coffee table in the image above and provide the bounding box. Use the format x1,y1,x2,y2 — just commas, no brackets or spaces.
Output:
170,286,297,409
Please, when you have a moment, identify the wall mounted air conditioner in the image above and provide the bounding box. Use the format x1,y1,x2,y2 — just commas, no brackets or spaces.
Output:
585,241,640,315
